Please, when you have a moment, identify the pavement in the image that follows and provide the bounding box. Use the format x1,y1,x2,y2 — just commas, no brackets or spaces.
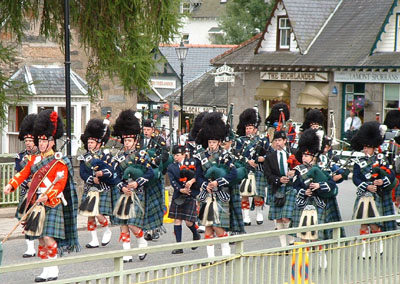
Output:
0,206,88,241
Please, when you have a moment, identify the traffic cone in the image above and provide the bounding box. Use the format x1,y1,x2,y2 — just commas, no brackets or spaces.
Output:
163,190,174,224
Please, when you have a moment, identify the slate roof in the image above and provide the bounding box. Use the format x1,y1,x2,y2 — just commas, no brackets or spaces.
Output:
10,65,88,96
283,0,340,53
159,45,234,84
172,70,227,107
190,0,228,19
213,0,399,69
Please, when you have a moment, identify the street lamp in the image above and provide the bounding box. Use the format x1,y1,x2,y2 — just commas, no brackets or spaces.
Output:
175,41,188,135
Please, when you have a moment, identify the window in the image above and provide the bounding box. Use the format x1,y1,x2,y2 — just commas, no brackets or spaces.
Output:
7,106,28,132
396,13,400,51
180,1,191,13
345,83,365,123
277,17,290,50
182,34,189,44
384,84,400,118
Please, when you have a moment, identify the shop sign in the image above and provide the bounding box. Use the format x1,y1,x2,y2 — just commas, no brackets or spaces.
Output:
150,79,176,89
334,71,400,83
183,105,226,114
212,63,236,86
260,72,328,82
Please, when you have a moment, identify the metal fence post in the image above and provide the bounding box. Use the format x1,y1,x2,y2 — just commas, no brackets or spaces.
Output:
331,227,340,284
234,240,244,284
114,256,124,284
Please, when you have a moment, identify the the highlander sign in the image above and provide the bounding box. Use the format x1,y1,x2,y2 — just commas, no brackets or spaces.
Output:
334,71,400,83
260,72,328,82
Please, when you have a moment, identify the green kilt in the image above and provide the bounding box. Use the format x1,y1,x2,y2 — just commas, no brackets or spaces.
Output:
353,192,397,231
81,189,114,216
143,181,164,231
267,185,296,220
26,203,65,240
112,189,145,227
200,194,230,230
255,170,267,198
229,185,245,233
168,196,197,222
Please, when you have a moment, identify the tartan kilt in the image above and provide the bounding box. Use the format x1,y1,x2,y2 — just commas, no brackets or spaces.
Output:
229,185,245,233
168,197,198,222
353,192,397,231
324,197,346,238
143,181,164,231
200,194,230,229
112,189,145,227
26,203,65,240
81,189,114,216
268,185,297,220
255,170,267,198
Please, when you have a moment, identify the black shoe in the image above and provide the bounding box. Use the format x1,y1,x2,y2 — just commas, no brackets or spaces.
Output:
192,233,201,250
23,253,36,258
85,243,99,248
152,231,160,240
34,276,47,283
256,220,263,225
139,253,147,261
172,249,184,254
47,277,58,281
197,228,205,234
244,222,251,226
144,233,153,241
101,241,110,246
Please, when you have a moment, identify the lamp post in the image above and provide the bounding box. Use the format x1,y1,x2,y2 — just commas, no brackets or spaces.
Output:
175,41,188,135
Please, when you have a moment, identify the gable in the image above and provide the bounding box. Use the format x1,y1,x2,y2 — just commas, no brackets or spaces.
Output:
258,1,300,53
374,0,400,53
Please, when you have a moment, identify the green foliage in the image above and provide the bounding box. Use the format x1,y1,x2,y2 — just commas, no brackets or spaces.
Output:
0,0,182,100
214,0,275,44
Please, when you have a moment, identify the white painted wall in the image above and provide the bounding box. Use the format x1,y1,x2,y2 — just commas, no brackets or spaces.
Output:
174,17,221,45
375,1,400,52
259,2,299,53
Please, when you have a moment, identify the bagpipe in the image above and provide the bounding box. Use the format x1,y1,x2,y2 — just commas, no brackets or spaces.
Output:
144,135,173,176
174,162,199,205
113,162,146,220
295,164,332,241
197,151,231,227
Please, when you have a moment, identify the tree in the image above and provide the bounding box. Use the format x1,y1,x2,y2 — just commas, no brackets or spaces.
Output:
214,0,275,45
0,0,182,125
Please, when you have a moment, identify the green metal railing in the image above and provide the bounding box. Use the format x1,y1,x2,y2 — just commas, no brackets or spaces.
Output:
0,163,18,205
1,215,400,283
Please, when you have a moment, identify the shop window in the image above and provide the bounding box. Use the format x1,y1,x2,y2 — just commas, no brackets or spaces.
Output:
277,17,290,50
7,106,28,132
345,83,365,123
383,84,400,117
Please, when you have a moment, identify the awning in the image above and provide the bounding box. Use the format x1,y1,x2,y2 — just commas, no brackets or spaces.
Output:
297,83,329,109
255,81,290,100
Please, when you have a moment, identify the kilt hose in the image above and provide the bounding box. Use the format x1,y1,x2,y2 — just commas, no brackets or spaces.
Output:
268,185,297,221
254,170,267,198
81,189,114,216
353,192,397,231
168,197,198,223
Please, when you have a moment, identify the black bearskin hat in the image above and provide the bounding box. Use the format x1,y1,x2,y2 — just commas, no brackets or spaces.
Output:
295,129,321,163
112,109,141,142
384,109,400,129
351,121,385,151
236,108,261,137
265,103,290,127
301,109,325,131
18,114,37,141
189,111,208,141
143,119,155,128
196,112,229,148
33,109,64,145
81,118,110,150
